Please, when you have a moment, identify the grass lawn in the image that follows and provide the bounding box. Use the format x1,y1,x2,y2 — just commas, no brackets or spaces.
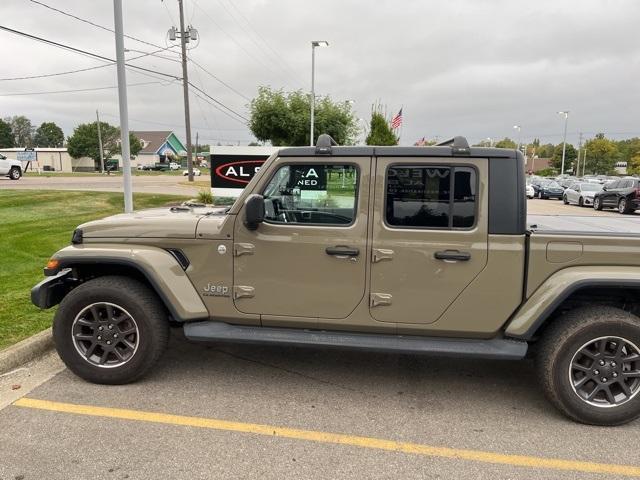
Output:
0,190,190,350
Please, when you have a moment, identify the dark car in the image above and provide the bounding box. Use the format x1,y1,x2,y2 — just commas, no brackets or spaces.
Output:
593,177,640,214
536,180,564,199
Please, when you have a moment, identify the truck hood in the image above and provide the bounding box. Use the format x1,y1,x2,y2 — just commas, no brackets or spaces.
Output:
79,205,229,239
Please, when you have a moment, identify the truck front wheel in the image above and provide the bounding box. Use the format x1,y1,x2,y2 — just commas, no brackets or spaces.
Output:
536,306,640,425
53,276,169,384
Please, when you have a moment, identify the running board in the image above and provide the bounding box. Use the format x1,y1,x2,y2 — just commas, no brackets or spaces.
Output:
183,321,528,360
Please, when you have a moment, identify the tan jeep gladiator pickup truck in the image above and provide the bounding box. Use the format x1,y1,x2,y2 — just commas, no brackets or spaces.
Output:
32,135,640,425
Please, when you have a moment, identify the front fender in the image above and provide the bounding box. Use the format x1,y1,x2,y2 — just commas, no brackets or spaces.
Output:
504,266,640,339
46,244,209,321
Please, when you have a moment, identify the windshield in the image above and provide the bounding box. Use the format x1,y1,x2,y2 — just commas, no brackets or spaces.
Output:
545,181,561,188
580,183,600,191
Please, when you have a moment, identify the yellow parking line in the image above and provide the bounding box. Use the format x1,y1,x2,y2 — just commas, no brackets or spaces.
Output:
13,397,640,477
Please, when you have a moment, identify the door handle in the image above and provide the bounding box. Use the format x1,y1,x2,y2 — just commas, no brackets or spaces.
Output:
326,245,359,257
434,250,471,261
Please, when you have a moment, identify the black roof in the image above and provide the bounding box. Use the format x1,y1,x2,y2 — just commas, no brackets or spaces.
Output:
278,145,517,158
278,135,517,158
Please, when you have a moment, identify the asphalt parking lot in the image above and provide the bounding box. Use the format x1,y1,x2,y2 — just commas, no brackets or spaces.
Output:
2,331,640,480
2,187,640,479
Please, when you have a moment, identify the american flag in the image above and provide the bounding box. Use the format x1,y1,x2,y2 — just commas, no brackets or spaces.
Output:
390,108,403,129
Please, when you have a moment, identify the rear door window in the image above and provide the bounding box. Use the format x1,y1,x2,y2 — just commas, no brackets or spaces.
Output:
385,165,477,229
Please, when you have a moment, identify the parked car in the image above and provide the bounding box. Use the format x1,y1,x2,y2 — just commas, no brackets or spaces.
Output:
593,178,640,214
183,168,201,176
0,154,22,180
169,162,181,171
563,182,602,207
525,184,535,198
536,180,564,199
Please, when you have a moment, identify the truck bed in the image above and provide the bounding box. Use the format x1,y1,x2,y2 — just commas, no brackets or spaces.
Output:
528,214,640,234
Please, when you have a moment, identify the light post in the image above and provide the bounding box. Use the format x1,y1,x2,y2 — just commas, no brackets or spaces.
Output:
310,40,329,146
513,125,521,152
558,111,569,175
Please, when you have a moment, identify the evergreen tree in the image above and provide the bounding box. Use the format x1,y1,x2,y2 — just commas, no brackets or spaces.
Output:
365,112,398,146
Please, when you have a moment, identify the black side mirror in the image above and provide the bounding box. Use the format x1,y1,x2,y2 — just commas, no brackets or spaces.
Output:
244,194,265,230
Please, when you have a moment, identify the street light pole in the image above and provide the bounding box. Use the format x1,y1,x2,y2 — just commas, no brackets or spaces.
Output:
513,124,522,154
310,41,328,146
558,111,569,175
113,0,133,213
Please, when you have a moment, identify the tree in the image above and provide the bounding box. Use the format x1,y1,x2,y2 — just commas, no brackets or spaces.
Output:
34,122,64,147
627,153,640,176
249,87,358,146
583,134,619,175
494,138,517,149
0,119,13,148
67,121,142,169
4,115,34,147
550,143,578,171
615,137,640,164
365,111,398,146
536,143,555,158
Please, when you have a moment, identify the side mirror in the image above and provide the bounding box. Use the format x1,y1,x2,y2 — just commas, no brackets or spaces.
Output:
244,194,265,230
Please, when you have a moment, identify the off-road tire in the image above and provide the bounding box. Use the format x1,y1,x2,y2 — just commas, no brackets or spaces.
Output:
9,167,21,180
536,305,640,425
53,276,169,384
594,197,603,210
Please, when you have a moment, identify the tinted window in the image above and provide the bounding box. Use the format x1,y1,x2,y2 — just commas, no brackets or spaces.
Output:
386,166,476,229
262,164,358,226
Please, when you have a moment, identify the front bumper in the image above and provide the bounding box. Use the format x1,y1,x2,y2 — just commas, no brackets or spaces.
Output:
583,196,594,205
31,268,73,309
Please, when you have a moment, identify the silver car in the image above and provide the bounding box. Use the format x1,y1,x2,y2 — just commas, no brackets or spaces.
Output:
563,182,602,207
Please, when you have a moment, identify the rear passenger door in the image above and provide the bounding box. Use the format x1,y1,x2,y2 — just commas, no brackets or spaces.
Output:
369,158,488,324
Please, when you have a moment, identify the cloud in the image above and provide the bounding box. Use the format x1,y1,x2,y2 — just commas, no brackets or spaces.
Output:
1,0,638,146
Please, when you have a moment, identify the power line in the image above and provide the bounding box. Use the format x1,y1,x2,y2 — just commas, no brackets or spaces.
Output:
188,81,248,122
190,0,294,87
0,80,174,97
188,56,250,101
0,48,177,81
28,0,166,51
217,0,304,86
0,25,181,81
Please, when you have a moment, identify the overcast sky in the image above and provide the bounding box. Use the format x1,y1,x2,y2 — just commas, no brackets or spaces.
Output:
1,0,639,146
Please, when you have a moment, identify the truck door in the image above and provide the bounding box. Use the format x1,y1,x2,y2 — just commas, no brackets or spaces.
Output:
369,157,488,324
233,157,370,320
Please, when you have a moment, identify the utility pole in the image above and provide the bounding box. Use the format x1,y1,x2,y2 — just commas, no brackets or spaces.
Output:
96,109,105,174
558,111,569,175
113,0,133,213
577,132,583,177
195,131,198,167
169,0,197,182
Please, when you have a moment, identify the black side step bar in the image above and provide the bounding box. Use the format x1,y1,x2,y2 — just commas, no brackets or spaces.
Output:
183,322,528,360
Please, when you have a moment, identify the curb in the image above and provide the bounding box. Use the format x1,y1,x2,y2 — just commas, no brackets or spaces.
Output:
0,328,55,375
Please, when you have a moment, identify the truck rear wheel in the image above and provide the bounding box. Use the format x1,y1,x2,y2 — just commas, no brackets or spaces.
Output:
52,276,169,384
536,306,640,425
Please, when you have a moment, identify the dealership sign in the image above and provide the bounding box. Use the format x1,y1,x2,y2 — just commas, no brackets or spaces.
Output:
211,154,270,197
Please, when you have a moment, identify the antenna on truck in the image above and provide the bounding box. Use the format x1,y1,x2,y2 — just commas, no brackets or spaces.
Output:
436,136,470,155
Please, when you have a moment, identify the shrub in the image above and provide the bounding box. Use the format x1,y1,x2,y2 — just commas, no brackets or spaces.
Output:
196,190,213,204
